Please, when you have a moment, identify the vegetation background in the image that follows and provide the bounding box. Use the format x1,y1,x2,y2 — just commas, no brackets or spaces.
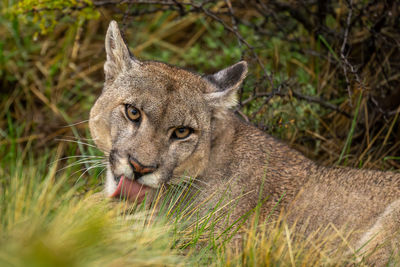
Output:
1,0,399,266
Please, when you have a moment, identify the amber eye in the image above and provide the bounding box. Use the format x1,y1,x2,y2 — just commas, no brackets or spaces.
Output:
125,105,141,122
172,127,192,139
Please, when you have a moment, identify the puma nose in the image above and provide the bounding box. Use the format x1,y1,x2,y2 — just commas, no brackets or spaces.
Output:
128,155,157,177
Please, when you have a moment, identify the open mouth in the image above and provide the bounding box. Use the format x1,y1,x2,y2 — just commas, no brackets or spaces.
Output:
110,175,151,203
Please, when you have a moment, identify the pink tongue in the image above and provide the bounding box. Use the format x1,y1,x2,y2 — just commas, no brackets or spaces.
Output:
110,176,149,202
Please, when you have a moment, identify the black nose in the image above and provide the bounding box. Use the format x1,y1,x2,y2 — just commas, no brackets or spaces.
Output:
128,155,157,179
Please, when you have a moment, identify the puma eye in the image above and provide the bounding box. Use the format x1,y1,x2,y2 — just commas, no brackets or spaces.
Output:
125,104,141,122
172,127,193,140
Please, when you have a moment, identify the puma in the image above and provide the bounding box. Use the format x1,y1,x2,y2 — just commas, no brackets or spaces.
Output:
89,21,400,265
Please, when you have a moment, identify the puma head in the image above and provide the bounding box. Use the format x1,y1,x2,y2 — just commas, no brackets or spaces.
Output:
89,21,247,200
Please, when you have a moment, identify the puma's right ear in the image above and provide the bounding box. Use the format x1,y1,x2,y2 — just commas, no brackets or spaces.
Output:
203,61,248,110
104,21,139,81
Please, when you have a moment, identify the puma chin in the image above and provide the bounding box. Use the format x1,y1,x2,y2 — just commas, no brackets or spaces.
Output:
89,21,243,201
104,162,162,196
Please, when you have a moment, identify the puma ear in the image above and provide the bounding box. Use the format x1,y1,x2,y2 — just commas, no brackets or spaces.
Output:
104,20,138,81
203,61,247,110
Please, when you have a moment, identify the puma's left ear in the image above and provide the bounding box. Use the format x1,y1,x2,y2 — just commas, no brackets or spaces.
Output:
203,61,247,109
104,20,139,82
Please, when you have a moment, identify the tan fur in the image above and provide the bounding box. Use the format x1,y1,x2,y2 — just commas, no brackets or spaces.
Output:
89,21,400,265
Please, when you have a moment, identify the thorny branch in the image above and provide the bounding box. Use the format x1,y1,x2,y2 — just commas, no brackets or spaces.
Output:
239,89,352,119
340,0,366,104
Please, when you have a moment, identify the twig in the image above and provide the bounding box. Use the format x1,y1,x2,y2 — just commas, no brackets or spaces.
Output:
240,89,351,119
340,0,354,100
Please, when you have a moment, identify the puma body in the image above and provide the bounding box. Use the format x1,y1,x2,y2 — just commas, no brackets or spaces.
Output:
89,21,400,264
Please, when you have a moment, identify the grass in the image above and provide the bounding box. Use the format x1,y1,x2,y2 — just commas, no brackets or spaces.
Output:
0,144,367,266
3,153,399,266
0,156,186,267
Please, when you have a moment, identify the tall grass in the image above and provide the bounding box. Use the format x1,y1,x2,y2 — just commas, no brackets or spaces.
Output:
3,141,397,266
0,143,188,266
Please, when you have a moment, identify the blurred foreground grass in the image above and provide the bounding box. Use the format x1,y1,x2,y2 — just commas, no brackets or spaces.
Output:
0,143,376,266
0,145,187,266
3,144,399,266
